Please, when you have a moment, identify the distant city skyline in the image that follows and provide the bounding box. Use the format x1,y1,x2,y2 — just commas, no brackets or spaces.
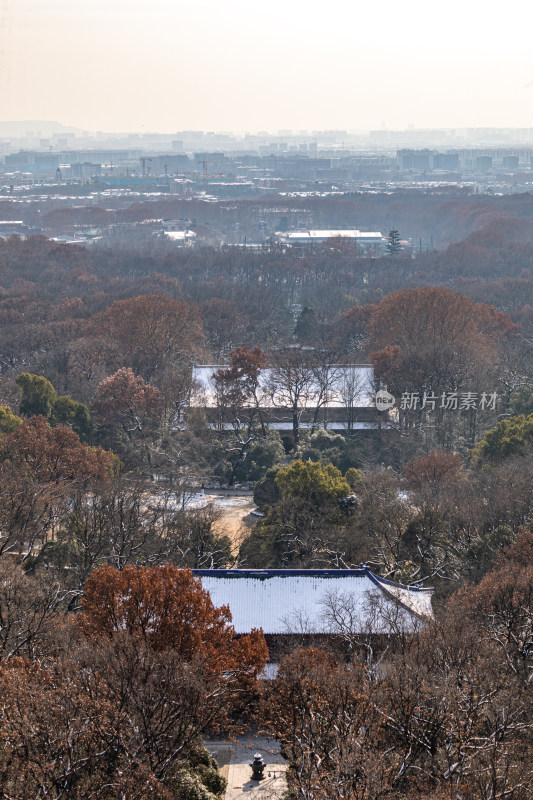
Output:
2,0,532,134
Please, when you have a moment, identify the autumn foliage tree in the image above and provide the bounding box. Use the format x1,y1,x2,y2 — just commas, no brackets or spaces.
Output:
465,530,533,689
92,367,162,438
262,648,392,800
370,287,516,395
213,346,267,428
0,560,64,661
92,294,204,380
0,416,114,559
210,346,270,481
333,303,377,358
0,656,177,799
79,565,266,669
265,556,533,800
0,566,267,799
91,367,163,467
369,287,518,447
75,566,267,791
79,566,268,722
403,449,462,489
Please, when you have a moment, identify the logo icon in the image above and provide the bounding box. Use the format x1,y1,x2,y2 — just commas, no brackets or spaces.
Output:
375,389,395,412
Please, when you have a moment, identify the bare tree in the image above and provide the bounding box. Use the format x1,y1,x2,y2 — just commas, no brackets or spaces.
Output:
268,346,315,446
0,560,66,661
338,366,369,433
319,587,421,675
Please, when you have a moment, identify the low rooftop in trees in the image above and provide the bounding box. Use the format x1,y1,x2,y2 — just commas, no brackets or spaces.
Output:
193,568,433,635
274,229,384,249
191,365,375,410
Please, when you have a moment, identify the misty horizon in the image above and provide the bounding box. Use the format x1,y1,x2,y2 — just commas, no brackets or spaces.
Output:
2,0,532,134
5,121,533,138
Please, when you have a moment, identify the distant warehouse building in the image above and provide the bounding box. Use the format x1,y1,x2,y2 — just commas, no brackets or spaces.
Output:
274,229,385,254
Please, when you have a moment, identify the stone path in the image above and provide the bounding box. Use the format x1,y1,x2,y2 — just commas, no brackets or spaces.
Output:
205,732,288,800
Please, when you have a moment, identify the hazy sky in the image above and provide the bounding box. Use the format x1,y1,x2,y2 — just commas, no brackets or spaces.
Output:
1,0,532,133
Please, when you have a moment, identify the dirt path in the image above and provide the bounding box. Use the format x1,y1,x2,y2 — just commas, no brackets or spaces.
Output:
211,496,257,552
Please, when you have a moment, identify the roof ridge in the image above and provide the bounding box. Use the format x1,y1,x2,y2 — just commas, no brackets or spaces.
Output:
192,567,433,594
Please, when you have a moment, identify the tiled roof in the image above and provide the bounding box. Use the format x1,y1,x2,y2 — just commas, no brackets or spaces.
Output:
193,568,433,635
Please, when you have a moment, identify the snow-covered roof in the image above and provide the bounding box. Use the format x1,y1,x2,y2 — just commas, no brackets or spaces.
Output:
205,421,379,431
191,365,375,409
163,230,196,240
275,229,383,243
193,568,433,635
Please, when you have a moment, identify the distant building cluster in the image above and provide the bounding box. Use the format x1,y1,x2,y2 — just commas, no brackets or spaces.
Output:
3,145,532,185
2,125,533,249
3,125,533,191
398,148,529,173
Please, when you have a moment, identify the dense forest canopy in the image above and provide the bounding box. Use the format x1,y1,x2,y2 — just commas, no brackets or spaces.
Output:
0,186,532,798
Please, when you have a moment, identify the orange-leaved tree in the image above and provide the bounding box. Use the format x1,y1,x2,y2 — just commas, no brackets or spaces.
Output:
75,565,268,786
0,655,176,799
0,567,257,798
213,345,268,435
79,564,268,704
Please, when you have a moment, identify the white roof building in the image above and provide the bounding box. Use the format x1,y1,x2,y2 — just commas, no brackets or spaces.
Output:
193,568,433,636
275,229,384,247
163,230,196,243
191,365,375,410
